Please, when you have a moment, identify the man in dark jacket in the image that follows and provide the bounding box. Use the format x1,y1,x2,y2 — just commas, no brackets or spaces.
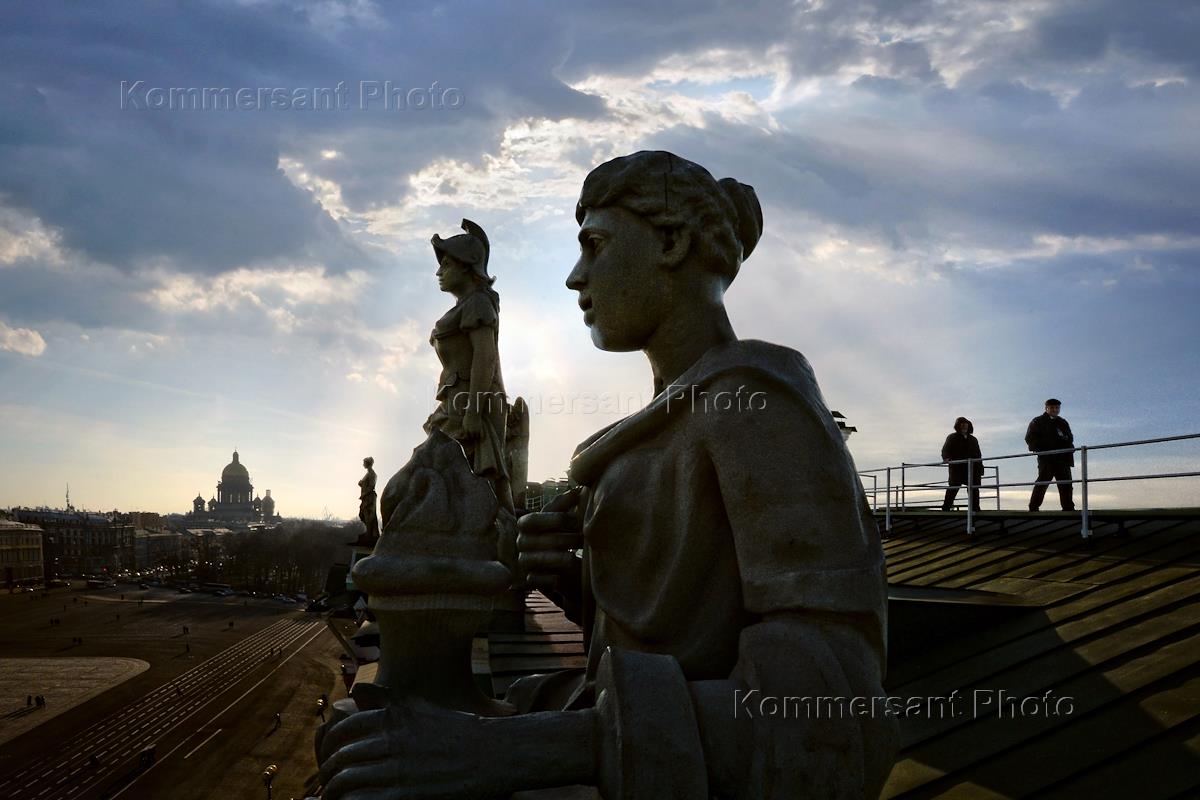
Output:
942,417,983,511
1026,398,1076,511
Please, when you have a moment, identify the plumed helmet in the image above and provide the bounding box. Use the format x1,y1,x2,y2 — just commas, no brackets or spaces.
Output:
431,219,491,280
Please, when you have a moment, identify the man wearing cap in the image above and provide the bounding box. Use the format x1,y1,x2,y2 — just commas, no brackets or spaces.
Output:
1025,398,1076,511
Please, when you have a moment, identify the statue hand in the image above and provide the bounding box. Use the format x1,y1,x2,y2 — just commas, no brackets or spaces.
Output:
318,699,498,799
516,488,583,618
461,410,483,438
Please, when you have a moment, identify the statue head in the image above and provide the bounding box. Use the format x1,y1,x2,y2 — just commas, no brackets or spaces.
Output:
433,219,493,296
566,151,762,351
363,456,374,469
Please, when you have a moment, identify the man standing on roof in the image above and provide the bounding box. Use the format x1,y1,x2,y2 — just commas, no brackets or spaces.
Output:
941,417,982,512
1026,398,1077,512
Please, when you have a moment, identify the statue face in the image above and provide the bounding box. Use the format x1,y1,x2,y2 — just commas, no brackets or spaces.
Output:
566,206,670,352
436,254,473,296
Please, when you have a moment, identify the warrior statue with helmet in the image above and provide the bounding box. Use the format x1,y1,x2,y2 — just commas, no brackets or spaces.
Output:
425,219,514,510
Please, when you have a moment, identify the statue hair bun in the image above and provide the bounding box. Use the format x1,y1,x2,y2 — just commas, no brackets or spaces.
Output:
718,177,763,260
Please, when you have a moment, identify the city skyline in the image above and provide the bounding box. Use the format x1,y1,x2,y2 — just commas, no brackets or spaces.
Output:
3,1,1199,517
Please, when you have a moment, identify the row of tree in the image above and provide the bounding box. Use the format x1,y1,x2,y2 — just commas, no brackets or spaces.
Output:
194,520,357,596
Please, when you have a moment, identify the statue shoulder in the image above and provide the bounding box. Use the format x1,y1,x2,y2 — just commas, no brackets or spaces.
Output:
459,289,499,330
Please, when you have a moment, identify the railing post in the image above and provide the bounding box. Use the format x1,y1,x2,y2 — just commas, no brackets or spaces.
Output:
885,468,892,535
966,458,975,536
995,464,1001,510
901,463,908,510
1080,446,1091,539
871,474,878,512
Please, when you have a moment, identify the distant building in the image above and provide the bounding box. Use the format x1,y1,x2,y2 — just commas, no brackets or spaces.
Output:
10,509,135,578
0,519,44,588
522,479,575,512
185,528,235,565
122,511,166,531
133,529,186,571
188,449,281,525
114,510,184,571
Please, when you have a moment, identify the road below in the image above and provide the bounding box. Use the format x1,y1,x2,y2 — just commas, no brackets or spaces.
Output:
0,588,345,800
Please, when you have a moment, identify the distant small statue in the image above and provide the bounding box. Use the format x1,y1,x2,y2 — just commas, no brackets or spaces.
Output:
357,456,379,545
424,219,513,510
505,397,530,508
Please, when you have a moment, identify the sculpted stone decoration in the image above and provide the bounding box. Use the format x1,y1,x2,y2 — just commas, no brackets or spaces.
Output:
353,432,514,710
424,219,514,511
317,151,896,798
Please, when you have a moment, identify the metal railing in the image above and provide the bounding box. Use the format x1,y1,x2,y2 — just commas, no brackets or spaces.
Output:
859,432,1200,539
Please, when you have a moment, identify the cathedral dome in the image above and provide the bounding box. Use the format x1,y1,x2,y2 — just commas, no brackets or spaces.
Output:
222,450,250,481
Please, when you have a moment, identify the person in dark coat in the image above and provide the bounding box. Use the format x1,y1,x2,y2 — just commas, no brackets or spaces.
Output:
941,417,982,511
1026,398,1076,511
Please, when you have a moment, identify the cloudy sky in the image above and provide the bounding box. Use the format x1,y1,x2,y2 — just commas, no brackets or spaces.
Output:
2,0,1198,517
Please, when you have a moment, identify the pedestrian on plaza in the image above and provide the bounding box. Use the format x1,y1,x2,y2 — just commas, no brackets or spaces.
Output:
26,694,32,706
1026,398,1077,511
273,712,282,730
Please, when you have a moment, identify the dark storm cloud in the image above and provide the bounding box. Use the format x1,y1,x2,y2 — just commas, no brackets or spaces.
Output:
0,0,602,275
0,260,155,331
646,69,1198,261
1030,0,1200,74
2,0,1198,339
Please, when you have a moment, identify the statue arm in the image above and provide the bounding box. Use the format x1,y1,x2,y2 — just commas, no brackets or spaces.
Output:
465,325,499,428
684,370,894,797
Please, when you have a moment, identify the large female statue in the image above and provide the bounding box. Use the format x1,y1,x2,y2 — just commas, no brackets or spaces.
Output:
319,153,895,798
424,219,512,509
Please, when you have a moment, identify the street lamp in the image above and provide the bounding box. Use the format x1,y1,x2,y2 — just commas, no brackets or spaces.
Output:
261,764,278,799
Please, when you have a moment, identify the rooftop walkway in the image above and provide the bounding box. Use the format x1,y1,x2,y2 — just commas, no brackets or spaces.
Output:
880,509,1200,798
488,509,1200,798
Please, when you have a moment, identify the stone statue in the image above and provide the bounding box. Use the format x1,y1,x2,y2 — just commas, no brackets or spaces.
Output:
356,456,379,545
505,397,530,508
349,431,515,714
318,152,895,798
424,218,513,510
